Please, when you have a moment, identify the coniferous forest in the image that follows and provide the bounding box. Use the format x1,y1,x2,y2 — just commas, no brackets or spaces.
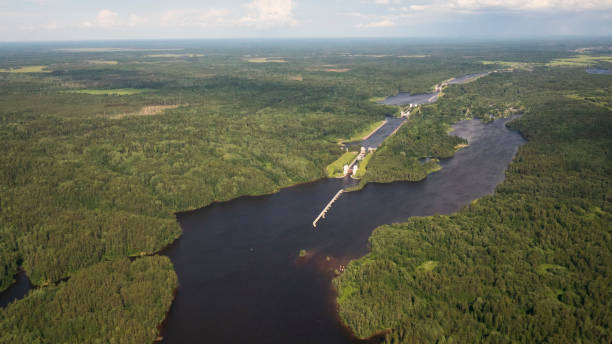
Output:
0,39,610,343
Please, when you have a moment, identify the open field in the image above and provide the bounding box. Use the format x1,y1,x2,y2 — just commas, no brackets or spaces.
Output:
547,55,612,67
146,54,205,58
0,65,50,73
62,88,152,95
110,104,182,119
247,57,287,63
481,60,535,70
86,60,119,65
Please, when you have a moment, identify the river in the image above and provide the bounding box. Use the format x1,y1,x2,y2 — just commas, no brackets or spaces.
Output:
0,270,30,308
160,115,525,343
0,72,525,344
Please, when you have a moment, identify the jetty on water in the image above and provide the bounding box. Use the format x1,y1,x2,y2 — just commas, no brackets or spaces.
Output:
313,189,344,228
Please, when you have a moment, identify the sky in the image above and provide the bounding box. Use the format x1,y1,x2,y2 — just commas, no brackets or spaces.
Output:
0,0,611,41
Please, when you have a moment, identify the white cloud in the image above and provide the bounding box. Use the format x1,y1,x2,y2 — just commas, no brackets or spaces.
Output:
82,9,119,28
161,9,230,27
127,14,148,27
364,0,612,12
448,0,612,11
359,18,396,27
238,0,297,27
354,0,612,29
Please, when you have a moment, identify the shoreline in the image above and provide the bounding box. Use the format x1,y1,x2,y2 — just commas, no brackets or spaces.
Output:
155,70,506,342
333,115,527,341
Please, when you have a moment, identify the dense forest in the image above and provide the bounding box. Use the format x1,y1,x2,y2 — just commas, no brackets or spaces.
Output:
0,40,610,342
0,40,488,294
334,67,612,343
0,256,176,343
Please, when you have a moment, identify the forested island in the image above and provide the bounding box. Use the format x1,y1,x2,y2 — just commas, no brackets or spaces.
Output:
0,39,610,343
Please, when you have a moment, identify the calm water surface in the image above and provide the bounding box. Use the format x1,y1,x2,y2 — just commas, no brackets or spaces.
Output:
0,271,31,308
346,116,406,149
586,68,612,75
161,115,525,343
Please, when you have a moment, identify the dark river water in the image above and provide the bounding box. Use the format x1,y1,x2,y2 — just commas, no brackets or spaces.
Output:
347,116,406,149
378,71,488,107
160,115,525,343
0,270,30,308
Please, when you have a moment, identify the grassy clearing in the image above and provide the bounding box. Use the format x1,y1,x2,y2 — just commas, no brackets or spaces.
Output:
547,55,612,67
536,264,566,275
416,260,439,272
56,48,181,52
0,65,50,73
481,61,535,71
565,93,612,111
247,57,287,63
353,152,374,179
146,54,204,58
398,55,430,58
110,105,181,119
326,151,358,177
86,60,118,65
63,88,152,95
325,68,351,72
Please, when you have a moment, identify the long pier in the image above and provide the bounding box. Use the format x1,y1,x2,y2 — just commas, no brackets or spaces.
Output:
313,189,344,228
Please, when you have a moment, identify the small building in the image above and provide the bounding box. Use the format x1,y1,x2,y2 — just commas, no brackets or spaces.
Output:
343,164,349,176
353,164,359,175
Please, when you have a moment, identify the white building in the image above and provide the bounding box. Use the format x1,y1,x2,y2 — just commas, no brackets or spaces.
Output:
343,164,349,176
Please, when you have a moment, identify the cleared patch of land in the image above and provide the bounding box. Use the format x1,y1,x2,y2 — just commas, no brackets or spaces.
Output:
247,57,287,63
536,264,566,275
0,65,50,73
288,75,303,81
484,55,612,70
565,93,612,111
353,54,391,58
325,68,351,73
481,60,535,71
398,55,430,58
57,48,181,52
86,60,118,65
146,54,204,58
547,55,612,67
326,151,358,177
63,88,152,95
416,260,439,272
110,105,182,119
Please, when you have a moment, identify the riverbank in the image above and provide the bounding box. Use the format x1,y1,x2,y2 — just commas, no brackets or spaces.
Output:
161,112,526,343
333,68,611,343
